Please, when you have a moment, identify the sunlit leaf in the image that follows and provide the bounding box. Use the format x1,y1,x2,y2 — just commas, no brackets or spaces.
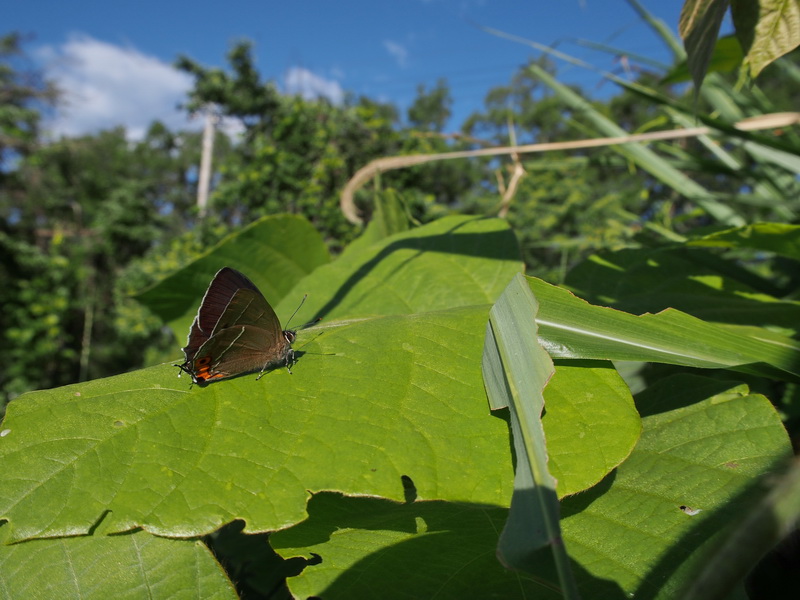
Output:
0,528,236,600
679,0,732,89
732,0,800,77
271,376,790,599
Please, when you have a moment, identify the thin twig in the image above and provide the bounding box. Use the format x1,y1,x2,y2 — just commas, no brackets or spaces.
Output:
340,112,800,224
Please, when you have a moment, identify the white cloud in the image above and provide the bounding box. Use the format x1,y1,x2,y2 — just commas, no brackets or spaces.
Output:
37,35,195,140
283,67,344,104
383,40,408,68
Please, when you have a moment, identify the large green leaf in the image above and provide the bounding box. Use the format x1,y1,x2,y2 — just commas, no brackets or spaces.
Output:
277,215,522,321
271,376,790,599
556,376,791,598
687,222,800,259
0,527,236,599
0,307,511,541
679,0,732,90
529,276,800,382
0,217,524,544
135,214,330,337
732,0,800,77
543,362,640,497
565,246,800,330
681,454,800,600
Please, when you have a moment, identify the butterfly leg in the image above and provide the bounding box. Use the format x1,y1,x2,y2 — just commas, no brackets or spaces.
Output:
255,348,296,380
285,349,295,374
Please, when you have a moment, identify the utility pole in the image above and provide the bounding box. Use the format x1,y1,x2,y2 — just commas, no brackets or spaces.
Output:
197,107,218,218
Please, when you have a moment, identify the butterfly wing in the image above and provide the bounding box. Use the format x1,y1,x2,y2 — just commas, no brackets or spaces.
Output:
210,288,284,341
182,267,260,362
188,325,293,383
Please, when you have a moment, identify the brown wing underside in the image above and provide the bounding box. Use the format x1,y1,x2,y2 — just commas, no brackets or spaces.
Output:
211,288,283,340
182,267,262,361
189,325,293,383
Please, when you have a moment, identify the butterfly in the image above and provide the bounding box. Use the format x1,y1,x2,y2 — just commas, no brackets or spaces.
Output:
176,267,301,384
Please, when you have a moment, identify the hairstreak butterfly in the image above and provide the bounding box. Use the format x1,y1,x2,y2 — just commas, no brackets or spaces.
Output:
176,267,303,385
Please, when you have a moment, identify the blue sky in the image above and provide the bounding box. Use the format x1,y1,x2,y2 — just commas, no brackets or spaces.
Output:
9,0,702,139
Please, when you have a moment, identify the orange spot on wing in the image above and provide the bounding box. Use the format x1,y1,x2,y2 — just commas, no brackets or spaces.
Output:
192,355,226,382
197,372,225,382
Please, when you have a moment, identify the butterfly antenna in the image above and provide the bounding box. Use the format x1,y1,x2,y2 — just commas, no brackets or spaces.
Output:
284,294,308,330
302,316,322,329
